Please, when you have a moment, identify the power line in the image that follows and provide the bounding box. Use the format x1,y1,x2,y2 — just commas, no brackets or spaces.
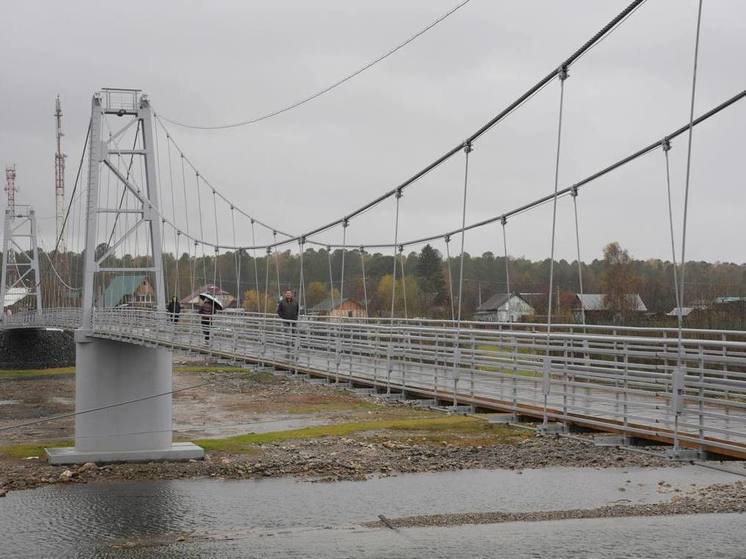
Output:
158,0,473,130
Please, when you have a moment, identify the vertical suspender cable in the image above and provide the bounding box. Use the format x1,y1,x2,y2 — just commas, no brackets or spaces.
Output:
340,220,348,303
263,247,271,315
570,188,586,326
544,65,569,429
399,246,408,319
360,247,369,316
195,172,208,287
390,191,402,323
251,220,260,311
663,139,682,332
677,0,703,356
180,154,195,296
327,246,336,310
501,217,511,307
212,189,220,291
298,238,306,315
445,235,455,321
456,141,473,324
273,231,281,299
546,65,568,336
166,137,179,298
231,208,241,307
673,0,703,456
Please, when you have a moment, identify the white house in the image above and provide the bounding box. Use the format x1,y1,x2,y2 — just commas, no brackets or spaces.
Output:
474,293,534,322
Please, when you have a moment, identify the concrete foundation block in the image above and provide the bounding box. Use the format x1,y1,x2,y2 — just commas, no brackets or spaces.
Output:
46,442,204,465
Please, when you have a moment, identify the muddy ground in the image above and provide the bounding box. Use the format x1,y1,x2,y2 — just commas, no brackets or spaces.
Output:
1,362,741,505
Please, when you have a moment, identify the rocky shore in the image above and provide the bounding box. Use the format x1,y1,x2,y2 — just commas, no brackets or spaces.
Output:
1,435,673,494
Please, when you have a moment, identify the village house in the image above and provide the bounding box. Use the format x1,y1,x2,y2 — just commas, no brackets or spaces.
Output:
574,293,647,324
180,284,237,310
103,275,154,308
473,293,534,322
309,297,367,319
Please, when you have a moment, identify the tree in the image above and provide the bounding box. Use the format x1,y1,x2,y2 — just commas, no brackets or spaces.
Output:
242,289,273,313
601,242,639,323
416,244,447,306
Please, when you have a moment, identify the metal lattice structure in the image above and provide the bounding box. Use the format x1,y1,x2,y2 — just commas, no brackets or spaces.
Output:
1,204,42,319
81,88,166,328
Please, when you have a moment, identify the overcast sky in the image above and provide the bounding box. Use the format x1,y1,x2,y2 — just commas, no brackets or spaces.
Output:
1,0,744,264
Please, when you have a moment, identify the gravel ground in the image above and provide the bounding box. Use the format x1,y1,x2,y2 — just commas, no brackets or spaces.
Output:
365,480,746,528
0,435,675,494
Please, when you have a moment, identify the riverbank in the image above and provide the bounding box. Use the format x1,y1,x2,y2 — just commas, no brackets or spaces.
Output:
0,363,686,495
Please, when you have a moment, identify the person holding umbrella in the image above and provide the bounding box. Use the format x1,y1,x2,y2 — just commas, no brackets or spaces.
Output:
198,292,223,343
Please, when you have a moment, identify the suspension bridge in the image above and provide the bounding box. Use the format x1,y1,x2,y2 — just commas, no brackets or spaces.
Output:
1,0,745,464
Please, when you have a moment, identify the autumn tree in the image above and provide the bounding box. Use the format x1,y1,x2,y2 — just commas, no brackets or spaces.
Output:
601,242,640,323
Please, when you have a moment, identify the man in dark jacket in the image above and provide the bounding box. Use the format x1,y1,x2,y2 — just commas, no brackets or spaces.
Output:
167,296,181,323
277,290,299,358
277,290,299,322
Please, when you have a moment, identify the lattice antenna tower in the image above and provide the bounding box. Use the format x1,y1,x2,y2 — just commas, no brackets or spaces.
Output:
5,164,16,216
54,95,66,252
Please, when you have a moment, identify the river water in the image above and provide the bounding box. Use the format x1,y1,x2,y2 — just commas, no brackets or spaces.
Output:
1,466,743,558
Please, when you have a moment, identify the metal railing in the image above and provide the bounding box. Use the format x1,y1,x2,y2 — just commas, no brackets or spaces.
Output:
4,307,746,457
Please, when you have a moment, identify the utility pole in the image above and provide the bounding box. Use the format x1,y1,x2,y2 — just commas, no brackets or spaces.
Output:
54,95,66,252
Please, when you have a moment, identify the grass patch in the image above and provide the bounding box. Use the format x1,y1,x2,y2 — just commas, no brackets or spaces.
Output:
0,367,75,379
0,440,73,459
194,415,527,454
475,344,542,377
283,400,380,414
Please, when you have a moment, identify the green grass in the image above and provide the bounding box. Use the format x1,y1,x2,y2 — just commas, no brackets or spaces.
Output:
0,440,73,459
194,415,526,453
283,400,380,414
475,344,541,377
0,367,75,379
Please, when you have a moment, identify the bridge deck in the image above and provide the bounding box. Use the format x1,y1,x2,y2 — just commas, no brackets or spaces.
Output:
5,309,746,458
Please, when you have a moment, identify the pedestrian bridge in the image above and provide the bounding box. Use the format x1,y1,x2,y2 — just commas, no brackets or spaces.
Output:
5,308,746,459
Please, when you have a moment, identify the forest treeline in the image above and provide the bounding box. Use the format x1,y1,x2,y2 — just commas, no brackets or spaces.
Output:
33,242,746,326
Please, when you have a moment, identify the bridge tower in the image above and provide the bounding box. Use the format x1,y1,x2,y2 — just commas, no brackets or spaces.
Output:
47,89,202,464
1,165,43,320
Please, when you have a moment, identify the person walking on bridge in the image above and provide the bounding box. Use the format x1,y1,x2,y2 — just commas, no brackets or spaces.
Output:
277,289,299,358
198,294,217,343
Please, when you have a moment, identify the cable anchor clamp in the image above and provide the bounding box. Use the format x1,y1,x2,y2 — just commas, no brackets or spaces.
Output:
570,185,579,198
342,218,349,228
500,216,507,226
463,140,473,154
558,64,569,81
444,234,451,243
395,188,403,199
398,245,404,254
661,138,671,152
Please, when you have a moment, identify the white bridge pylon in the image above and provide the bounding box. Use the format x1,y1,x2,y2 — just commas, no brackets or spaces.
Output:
46,89,203,464
1,205,42,319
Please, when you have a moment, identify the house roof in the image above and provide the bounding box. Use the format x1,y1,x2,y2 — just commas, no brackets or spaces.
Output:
180,284,236,307
104,275,147,307
3,287,29,308
576,293,647,312
714,296,746,304
475,293,531,313
667,307,695,317
476,293,511,313
310,297,360,312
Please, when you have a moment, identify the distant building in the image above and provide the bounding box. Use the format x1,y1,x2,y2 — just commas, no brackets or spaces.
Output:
180,284,236,309
104,275,154,308
309,297,367,318
574,293,647,323
474,293,534,323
